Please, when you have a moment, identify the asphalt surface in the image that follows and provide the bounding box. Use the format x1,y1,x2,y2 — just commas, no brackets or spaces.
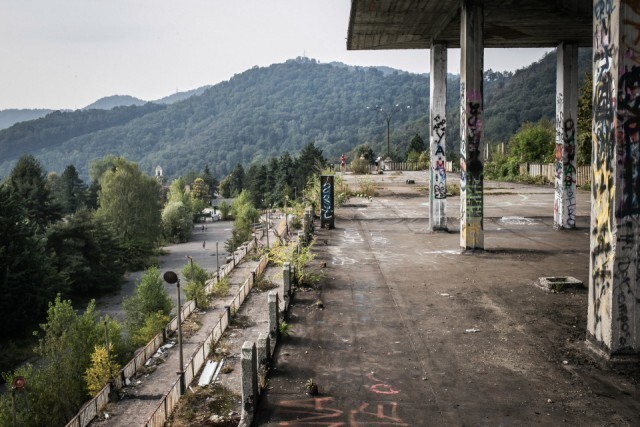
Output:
254,171,640,426
94,221,231,321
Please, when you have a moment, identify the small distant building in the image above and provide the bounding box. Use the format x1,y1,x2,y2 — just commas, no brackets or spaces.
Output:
155,165,164,184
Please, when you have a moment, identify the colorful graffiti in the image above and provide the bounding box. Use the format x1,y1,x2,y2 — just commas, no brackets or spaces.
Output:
590,0,617,346
613,0,640,350
276,397,409,426
460,81,484,248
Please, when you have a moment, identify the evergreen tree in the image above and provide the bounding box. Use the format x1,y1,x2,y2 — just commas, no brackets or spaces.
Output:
0,185,61,340
7,154,61,228
46,209,126,296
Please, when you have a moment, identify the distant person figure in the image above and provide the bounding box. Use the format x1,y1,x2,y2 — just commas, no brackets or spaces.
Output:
375,156,382,171
202,224,205,232
203,241,206,249
341,154,346,173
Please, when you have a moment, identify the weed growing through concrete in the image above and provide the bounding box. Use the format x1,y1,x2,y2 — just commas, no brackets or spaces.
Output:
279,321,292,337
169,383,240,426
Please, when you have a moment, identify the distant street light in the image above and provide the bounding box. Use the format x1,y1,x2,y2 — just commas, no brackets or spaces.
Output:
163,270,184,394
368,104,410,158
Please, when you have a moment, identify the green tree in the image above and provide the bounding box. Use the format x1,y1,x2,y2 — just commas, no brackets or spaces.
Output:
162,201,193,243
226,190,258,252
406,134,426,160
30,297,104,424
190,177,210,202
6,154,61,229
46,209,126,296
352,144,375,163
293,142,326,195
50,165,88,215
508,119,555,163
95,156,161,267
182,260,209,308
0,185,61,341
123,266,173,345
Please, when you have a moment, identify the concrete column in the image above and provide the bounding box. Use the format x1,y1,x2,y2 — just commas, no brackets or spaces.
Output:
554,42,579,229
589,0,640,358
283,262,291,296
268,291,279,339
460,0,484,250
429,41,448,231
257,333,271,367
241,341,258,422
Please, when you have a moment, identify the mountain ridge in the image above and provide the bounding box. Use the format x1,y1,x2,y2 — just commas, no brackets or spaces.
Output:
0,54,592,181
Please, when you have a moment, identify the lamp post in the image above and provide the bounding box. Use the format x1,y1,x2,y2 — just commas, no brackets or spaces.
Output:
163,270,184,394
368,104,410,158
284,195,289,236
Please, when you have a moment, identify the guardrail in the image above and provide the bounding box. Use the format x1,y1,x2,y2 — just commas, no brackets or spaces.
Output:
143,253,269,427
65,236,259,427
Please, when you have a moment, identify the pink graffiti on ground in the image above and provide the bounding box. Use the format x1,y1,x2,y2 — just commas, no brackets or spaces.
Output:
367,372,400,395
276,397,409,426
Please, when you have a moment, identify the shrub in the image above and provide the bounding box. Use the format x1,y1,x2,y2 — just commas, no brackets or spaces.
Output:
84,344,121,396
350,158,370,175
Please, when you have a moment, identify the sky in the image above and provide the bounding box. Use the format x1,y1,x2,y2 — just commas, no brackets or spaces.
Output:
0,0,552,110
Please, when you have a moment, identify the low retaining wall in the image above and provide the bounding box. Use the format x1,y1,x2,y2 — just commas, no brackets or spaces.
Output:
143,253,269,427
65,237,259,427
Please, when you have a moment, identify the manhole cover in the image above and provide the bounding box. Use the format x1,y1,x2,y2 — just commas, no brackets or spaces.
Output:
537,276,583,292
500,216,536,225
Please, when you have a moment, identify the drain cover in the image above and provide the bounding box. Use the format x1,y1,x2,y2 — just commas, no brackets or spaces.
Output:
537,276,583,291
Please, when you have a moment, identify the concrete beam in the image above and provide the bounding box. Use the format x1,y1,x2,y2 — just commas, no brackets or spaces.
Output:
460,0,484,250
589,0,640,358
430,41,448,231
554,42,578,229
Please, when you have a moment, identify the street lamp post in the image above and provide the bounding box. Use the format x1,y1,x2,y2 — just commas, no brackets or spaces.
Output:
163,270,184,394
284,195,289,236
368,104,410,158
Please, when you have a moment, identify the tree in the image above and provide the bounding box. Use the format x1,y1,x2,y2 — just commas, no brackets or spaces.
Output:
352,144,375,163
508,119,555,163
226,190,258,252
293,142,326,195
84,344,121,396
31,297,105,424
0,184,61,341
56,165,88,214
162,201,193,243
6,154,61,229
46,209,126,296
190,177,210,202
406,134,426,160
182,260,210,308
95,156,161,267
123,266,173,346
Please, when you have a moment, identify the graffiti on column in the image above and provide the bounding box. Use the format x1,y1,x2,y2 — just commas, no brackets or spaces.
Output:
320,175,335,229
562,117,577,228
614,0,640,348
466,91,484,219
432,114,447,199
590,0,616,341
460,83,468,244
554,92,564,223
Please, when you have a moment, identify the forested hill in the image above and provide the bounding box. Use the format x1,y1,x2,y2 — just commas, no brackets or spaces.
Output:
0,51,591,180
